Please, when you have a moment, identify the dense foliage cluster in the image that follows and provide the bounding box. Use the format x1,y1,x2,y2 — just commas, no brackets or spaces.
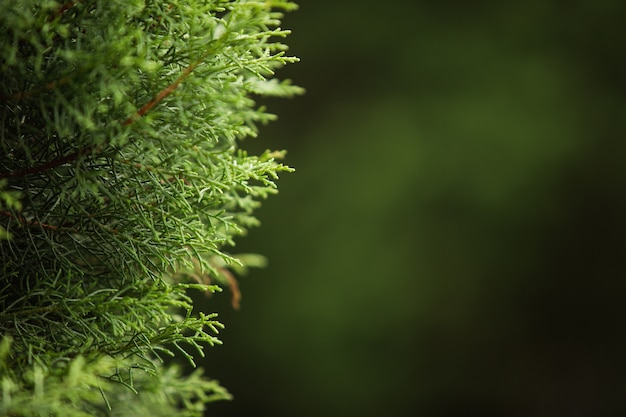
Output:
0,1,301,415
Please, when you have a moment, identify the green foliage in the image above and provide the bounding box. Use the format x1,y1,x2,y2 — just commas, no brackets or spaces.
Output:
0,0,300,415
0,181,21,240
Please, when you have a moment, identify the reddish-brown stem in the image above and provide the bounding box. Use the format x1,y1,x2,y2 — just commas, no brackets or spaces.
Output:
0,210,62,232
49,1,80,22
0,145,95,180
122,60,202,125
1,59,203,180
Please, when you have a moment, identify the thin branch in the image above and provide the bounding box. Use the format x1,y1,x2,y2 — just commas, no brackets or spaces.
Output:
0,145,95,180
122,59,202,126
2,75,76,102
49,1,81,22
0,209,77,232
0,60,203,180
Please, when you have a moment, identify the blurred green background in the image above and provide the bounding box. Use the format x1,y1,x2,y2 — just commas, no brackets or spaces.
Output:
200,1,626,416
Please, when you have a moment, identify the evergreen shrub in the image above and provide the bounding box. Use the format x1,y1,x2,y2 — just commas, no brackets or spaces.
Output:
0,1,301,415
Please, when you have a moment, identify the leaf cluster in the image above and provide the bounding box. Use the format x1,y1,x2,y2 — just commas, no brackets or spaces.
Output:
0,0,300,415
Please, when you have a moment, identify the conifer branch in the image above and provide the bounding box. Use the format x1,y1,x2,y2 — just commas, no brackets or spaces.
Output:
122,59,203,126
0,1,301,414
0,209,71,232
0,60,202,180
0,145,95,180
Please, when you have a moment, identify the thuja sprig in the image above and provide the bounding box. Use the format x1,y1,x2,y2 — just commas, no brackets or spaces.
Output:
0,0,301,415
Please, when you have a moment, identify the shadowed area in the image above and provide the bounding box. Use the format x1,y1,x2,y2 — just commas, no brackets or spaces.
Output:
200,1,626,416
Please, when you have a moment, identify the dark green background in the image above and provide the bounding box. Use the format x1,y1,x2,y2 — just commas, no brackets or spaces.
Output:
200,1,626,415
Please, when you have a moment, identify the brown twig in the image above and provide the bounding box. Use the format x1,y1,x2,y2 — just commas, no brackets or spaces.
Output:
221,267,242,310
122,59,202,126
0,145,95,180
49,1,81,22
0,209,63,232
0,59,203,180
